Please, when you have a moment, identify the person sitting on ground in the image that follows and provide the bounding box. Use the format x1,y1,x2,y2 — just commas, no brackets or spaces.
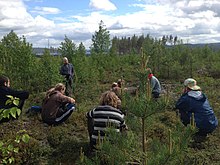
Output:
0,75,29,122
111,79,128,99
86,91,127,150
111,82,122,102
41,83,76,125
117,78,125,88
146,68,161,99
175,78,218,137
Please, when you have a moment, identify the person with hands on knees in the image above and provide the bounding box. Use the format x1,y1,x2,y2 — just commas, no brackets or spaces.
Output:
41,83,76,125
175,78,218,137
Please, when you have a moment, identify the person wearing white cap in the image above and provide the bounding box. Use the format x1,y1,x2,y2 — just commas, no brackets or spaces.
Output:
175,78,218,136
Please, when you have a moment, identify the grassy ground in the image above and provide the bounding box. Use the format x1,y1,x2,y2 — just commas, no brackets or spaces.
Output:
0,77,220,165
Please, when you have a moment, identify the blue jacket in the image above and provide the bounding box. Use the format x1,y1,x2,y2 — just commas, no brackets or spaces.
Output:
176,91,218,133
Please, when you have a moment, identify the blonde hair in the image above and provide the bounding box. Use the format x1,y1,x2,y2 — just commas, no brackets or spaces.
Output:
54,83,66,92
99,91,119,108
63,57,68,63
42,87,54,102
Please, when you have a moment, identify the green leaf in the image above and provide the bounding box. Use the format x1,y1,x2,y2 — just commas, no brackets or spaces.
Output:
0,115,3,121
6,95,13,99
3,110,10,118
7,144,13,151
17,109,21,116
13,99,20,106
10,107,18,118
22,134,30,143
15,136,20,143
5,99,12,105
0,141,3,147
8,157,15,164
13,147,19,153
2,159,7,164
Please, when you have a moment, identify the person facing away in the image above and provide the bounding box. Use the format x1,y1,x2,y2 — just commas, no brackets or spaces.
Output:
175,78,218,136
86,91,127,149
146,68,161,99
110,82,122,109
41,83,76,125
0,75,29,122
60,57,74,96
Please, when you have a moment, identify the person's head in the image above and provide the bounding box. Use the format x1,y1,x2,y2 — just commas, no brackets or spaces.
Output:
184,78,201,91
148,73,153,79
54,83,66,94
63,57,69,64
111,82,118,89
99,91,119,108
0,75,10,87
117,79,125,88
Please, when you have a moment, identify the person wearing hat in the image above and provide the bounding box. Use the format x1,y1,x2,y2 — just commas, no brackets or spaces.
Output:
146,68,161,99
175,78,218,136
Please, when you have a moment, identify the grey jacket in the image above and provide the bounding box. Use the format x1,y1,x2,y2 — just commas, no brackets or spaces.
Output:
60,63,74,78
150,76,161,94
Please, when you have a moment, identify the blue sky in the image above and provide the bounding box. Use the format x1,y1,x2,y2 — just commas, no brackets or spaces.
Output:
0,0,220,48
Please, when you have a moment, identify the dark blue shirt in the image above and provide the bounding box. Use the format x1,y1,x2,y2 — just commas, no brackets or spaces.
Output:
176,91,218,132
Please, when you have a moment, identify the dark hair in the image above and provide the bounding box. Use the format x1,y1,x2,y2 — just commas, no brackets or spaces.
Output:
0,75,9,86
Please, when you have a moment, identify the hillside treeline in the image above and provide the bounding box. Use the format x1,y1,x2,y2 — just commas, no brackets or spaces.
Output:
0,30,220,96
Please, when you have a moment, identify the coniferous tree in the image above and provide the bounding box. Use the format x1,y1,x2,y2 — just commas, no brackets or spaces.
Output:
91,20,110,55
59,35,76,62
0,30,35,89
77,42,86,57
110,36,119,56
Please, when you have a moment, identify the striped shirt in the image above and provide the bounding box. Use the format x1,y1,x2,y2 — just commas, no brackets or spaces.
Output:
87,105,126,142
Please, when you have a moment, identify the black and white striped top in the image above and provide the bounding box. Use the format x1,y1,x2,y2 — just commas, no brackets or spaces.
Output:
87,105,126,141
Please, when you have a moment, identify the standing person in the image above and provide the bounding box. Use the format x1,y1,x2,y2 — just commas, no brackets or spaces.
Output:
41,83,76,125
0,75,29,121
86,91,127,150
146,68,161,99
60,57,74,96
175,78,218,137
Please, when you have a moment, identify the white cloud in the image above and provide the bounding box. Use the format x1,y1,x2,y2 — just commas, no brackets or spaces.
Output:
0,0,220,49
31,6,61,15
0,0,33,30
89,0,117,11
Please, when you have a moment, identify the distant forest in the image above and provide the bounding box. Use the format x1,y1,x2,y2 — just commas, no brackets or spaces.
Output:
1,20,220,94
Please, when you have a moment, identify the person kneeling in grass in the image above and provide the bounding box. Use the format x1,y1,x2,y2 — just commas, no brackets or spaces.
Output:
86,91,127,150
41,83,76,125
175,78,218,137
0,75,29,122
